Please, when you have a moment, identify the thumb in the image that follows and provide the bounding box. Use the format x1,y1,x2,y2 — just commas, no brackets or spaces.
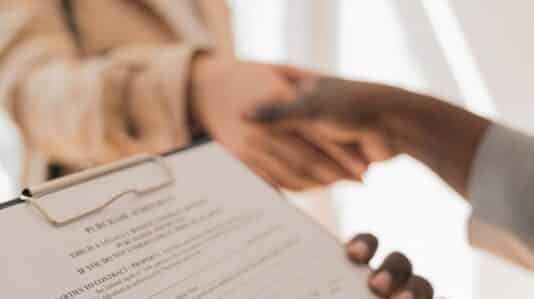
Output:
275,65,312,82
253,96,318,125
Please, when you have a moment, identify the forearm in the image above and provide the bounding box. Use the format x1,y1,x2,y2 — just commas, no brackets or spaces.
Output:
384,93,491,196
385,92,534,269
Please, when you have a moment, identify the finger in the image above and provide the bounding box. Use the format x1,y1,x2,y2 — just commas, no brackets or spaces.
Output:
254,99,314,124
313,122,397,162
249,148,319,192
264,133,354,186
355,130,397,162
271,75,299,103
245,161,280,187
275,66,319,96
274,65,316,85
332,144,370,180
299,129,370,180
346,233,379,264
246,156,291,190
392,276,433,299
369,252,413,298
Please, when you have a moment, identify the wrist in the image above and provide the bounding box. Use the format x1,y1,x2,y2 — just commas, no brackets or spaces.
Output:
188,53,225,133
377,89,427,155
382,92,491,195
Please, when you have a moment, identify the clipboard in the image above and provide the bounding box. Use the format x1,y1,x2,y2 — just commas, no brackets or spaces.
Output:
0,139,207,224
0,139,377,299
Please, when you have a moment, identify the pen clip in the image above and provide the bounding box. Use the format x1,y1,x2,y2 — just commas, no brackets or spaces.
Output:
20,154,175,227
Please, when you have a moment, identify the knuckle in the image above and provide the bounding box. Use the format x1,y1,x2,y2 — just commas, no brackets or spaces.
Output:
347,233,378,264
303,163,319,176
404,275,434,299
290,161,310,177
231,144,249,160
292,185,307,192
234,136,259,158
267,88,286,101
384,252,413,272
378,252,413,289
351,233,379,252
280,181,301,192
306,161,330,177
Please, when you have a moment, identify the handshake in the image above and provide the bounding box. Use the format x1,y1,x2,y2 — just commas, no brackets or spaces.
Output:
191,59,490,299
192,60,407,192
191,59,487,197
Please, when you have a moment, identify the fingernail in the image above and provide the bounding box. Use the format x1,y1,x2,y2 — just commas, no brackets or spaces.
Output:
369,271,392,295
392,291,415,299
348,241,369,262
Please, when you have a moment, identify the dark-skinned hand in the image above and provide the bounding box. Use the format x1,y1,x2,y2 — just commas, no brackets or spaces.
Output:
347,233,433,299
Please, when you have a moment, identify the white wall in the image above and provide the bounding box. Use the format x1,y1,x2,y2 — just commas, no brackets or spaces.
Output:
289,1,534,297
335,1,475,298
450,0,534,131
447,0,534,296
0,1,530,296
0,111,21,201
233,0,525,299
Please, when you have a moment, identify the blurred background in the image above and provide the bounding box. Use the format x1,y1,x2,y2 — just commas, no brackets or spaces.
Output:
1,0,534,298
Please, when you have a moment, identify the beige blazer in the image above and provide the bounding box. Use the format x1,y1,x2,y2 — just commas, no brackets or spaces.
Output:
0,0,234,185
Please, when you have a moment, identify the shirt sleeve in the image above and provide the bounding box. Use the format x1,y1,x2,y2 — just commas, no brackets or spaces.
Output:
0,1,207,168
468,123,534,269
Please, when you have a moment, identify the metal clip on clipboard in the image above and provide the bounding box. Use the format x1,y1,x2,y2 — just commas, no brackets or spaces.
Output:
19,154,175,227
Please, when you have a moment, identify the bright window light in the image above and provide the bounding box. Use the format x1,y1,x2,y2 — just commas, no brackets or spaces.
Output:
0,111,20,201
420,0,497,117
0,168,12,202
337,0,428,91
228,0,286,63
335,1,475,298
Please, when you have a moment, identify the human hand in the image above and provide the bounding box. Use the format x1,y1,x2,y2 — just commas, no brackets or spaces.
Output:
190,57,362,191
347,234,433,299
253,77,490,193
252,77,409,178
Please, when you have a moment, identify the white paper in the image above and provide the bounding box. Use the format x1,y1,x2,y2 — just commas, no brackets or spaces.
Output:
0,143,377,299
